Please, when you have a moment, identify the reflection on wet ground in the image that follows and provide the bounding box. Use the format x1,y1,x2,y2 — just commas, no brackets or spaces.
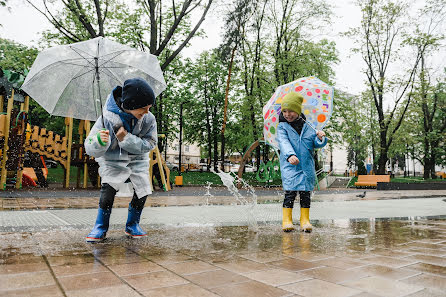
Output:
1,218,446,296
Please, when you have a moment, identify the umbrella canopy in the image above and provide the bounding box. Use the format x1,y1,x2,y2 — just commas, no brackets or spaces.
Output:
22,37,167,121
263,76,334,149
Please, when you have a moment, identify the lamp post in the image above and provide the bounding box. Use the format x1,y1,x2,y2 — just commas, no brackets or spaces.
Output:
178,102,184,176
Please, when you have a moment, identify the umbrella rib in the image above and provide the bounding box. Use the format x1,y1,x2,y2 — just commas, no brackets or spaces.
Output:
60,61,93,67
69,46,96,67
71,67,96,81
97,50,127,68
100,67,124,85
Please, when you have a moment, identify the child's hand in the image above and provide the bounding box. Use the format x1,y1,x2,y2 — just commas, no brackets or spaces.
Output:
99,129,109,143
317,130,326,140
288,155,300,165
116,126,128,141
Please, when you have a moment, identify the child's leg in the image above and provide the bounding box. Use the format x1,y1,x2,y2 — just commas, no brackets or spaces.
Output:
282,191,297,232
283,191,297,208
299,191,312,232
86,183,117,242
99,183,117,210
125,192,148,238
299,191,310,208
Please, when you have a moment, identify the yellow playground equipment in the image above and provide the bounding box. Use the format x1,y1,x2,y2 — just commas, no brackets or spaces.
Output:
0,91,171,191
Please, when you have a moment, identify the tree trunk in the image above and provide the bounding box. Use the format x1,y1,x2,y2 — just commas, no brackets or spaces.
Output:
423,137,431,179
221,46,237,172
213,108,218,172
377,128,388,174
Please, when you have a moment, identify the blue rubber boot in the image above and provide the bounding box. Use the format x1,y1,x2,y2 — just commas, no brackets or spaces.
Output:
86,208,112,243
125,205,147,238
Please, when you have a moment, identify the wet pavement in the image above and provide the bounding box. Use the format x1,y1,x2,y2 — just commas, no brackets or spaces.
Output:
1,188,446,296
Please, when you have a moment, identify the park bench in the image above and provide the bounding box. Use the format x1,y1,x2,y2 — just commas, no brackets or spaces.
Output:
354,175,390,188
435,172,445,179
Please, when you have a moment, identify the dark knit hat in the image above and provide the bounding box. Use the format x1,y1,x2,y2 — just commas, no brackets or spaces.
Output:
121,78,155,110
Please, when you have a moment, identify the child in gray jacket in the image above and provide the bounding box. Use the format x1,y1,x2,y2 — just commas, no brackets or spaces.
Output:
85,78,157,242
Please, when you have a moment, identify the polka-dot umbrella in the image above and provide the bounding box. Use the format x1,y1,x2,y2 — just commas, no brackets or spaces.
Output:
263,76,334,149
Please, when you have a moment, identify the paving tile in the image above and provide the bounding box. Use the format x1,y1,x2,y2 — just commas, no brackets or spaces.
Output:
286,252,334,262
279,279,361,297
46,254,96,266
95,252,146,265
269,258,323,272
2,254,44,265
149,253,194,265
245,268,312,286
65,285,141,297
123,270,189,291
211,280,290,297
404,242,442,250
0,271,55,290
350,293,381,297
404,288,446,297
301,266,368,283
51,262,108,277
183,269,250,289
0,262,48,274
359,255,418,268
214,259,271,274
403,254,446,266
0,285,63,297
239,251,287,263
312,257,366,270
369,248,415,258
349,264,420,280
58,271,122,291
343,276,423,297
108,261,165,276
142,283,219,297
405,248,446,257
164,260,219,275
401,273,446,291
405,262,446,276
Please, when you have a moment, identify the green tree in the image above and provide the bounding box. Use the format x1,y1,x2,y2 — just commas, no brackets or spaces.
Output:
181,51,227,170
344,0,435,174
0,38,38,74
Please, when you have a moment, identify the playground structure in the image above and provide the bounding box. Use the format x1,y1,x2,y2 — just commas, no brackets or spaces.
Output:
0,89,171,191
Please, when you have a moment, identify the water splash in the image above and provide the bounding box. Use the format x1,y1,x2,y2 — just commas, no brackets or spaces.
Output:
204,181,213,205
210,168,258,231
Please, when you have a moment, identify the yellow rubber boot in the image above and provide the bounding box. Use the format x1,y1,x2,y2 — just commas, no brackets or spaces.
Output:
300,208,312,233
282,208,295,232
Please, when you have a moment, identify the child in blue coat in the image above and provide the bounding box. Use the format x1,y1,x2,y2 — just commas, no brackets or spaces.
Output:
277,92,327,232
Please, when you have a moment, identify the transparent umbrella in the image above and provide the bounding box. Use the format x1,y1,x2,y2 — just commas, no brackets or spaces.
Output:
21,37,167,122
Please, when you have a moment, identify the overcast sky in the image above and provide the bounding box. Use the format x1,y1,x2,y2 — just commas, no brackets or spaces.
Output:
1,0,444,96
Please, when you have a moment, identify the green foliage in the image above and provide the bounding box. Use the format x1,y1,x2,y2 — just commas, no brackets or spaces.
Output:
0,38,38,74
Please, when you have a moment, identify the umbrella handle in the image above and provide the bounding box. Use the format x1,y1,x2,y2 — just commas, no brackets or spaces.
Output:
97,128,109,146
301,117,331,141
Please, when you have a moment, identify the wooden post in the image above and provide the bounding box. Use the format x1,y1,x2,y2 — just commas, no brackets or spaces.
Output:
64,117,73,188
0,94,3,113
155,147,170,191
0,90,14,189
83,120,90,188
15,96,29,189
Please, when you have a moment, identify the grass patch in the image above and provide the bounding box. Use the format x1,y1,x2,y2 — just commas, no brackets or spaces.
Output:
168,171,223,186
47,167,83,184
390,177,446,183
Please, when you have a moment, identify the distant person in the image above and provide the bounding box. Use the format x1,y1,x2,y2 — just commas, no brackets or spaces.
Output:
84,78,157,242
277,92,327,232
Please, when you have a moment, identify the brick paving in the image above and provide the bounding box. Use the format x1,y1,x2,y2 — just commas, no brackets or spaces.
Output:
0,188,445,296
